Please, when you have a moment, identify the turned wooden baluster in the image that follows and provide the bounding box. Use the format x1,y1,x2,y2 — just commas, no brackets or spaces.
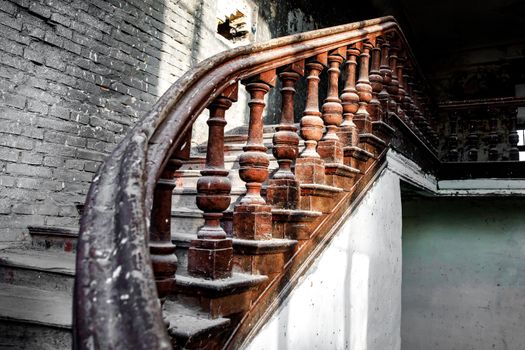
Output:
267,62,304,209
296,53,327,185
488,108,499,161
448,112,459,161
319,48,345,163
150,130,191,297
387,36,399,116
233,71,276,240
339,45,360,146
187,83,238,279
368,37,383,123
467,117,479,161
378,37,392,121
354,42,373,134
395,55,407,121
508,110,519,160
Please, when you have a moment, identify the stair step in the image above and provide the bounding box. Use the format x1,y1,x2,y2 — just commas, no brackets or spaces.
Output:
29,226,79,252
165,299,230,350
0,283,72,329
0,248,75,292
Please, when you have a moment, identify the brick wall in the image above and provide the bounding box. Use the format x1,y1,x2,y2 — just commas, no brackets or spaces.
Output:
0,0,324,241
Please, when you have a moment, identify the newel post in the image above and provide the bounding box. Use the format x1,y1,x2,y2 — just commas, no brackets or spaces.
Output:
295,53,328,184
267,62,304,209
233,70,276,240
187,83,239,279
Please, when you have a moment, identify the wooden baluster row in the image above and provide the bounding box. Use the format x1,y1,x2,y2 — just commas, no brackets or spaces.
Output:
152,35,443,284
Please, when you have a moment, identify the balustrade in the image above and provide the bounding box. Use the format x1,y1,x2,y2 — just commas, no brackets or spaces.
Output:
75,17,445,350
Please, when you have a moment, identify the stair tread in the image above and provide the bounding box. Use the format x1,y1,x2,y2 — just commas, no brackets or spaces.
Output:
28,226,78,237
165,299,230,337
0,248,75,275
0,283,72,329
175,272,267,296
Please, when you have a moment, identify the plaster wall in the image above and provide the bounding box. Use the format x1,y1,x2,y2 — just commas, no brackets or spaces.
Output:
402,197,525,350
245,169,403,350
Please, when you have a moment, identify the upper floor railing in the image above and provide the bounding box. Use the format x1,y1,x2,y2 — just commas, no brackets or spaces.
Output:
438,96,525,162
74,16,437,349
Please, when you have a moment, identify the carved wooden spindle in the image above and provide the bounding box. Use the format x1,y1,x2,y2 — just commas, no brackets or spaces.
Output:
188,84,238,279
339,45,360,146
395,55,407,121
387,37,399,115
319,48,345,163
508,110,519,160
448,112,459,161
150,158,181,299
467,118,479,161
296,53,327,185
488,108,499,161
267,62,304,209
378,37,392,120
299,54,327,159
368,38,383,123
233,71,276,240
354,42,373,133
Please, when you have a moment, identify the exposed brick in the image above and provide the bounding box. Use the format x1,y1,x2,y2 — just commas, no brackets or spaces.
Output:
44,31,64,48
0,11,22,31
1,92,26,109
50,12,71,27
19,152,43,165
28,2,51,18
6,163,52,178
43,155,64,167
65,159,84,170
28,100,49,114
0,0,17,15
0,134,34,150
0,147,19,162
23,47,45,64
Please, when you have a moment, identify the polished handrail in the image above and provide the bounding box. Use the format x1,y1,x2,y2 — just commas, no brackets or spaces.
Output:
74,16,426,349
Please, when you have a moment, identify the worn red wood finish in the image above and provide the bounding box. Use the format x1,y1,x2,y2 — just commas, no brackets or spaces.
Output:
74,16,441,350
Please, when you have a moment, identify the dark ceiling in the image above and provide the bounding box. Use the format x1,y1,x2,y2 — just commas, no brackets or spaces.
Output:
296,0,525,99
298,0,525,61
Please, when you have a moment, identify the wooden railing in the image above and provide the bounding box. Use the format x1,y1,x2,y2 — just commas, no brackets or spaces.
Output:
74,16,436,349
438,97,525,162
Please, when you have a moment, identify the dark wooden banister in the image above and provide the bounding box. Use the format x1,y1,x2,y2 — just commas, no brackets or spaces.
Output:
74,16,432,349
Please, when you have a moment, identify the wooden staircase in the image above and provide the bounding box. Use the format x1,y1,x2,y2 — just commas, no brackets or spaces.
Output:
1,16,442,350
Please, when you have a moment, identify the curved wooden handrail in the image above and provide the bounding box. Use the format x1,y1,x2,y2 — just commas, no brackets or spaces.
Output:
74,15,428,349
